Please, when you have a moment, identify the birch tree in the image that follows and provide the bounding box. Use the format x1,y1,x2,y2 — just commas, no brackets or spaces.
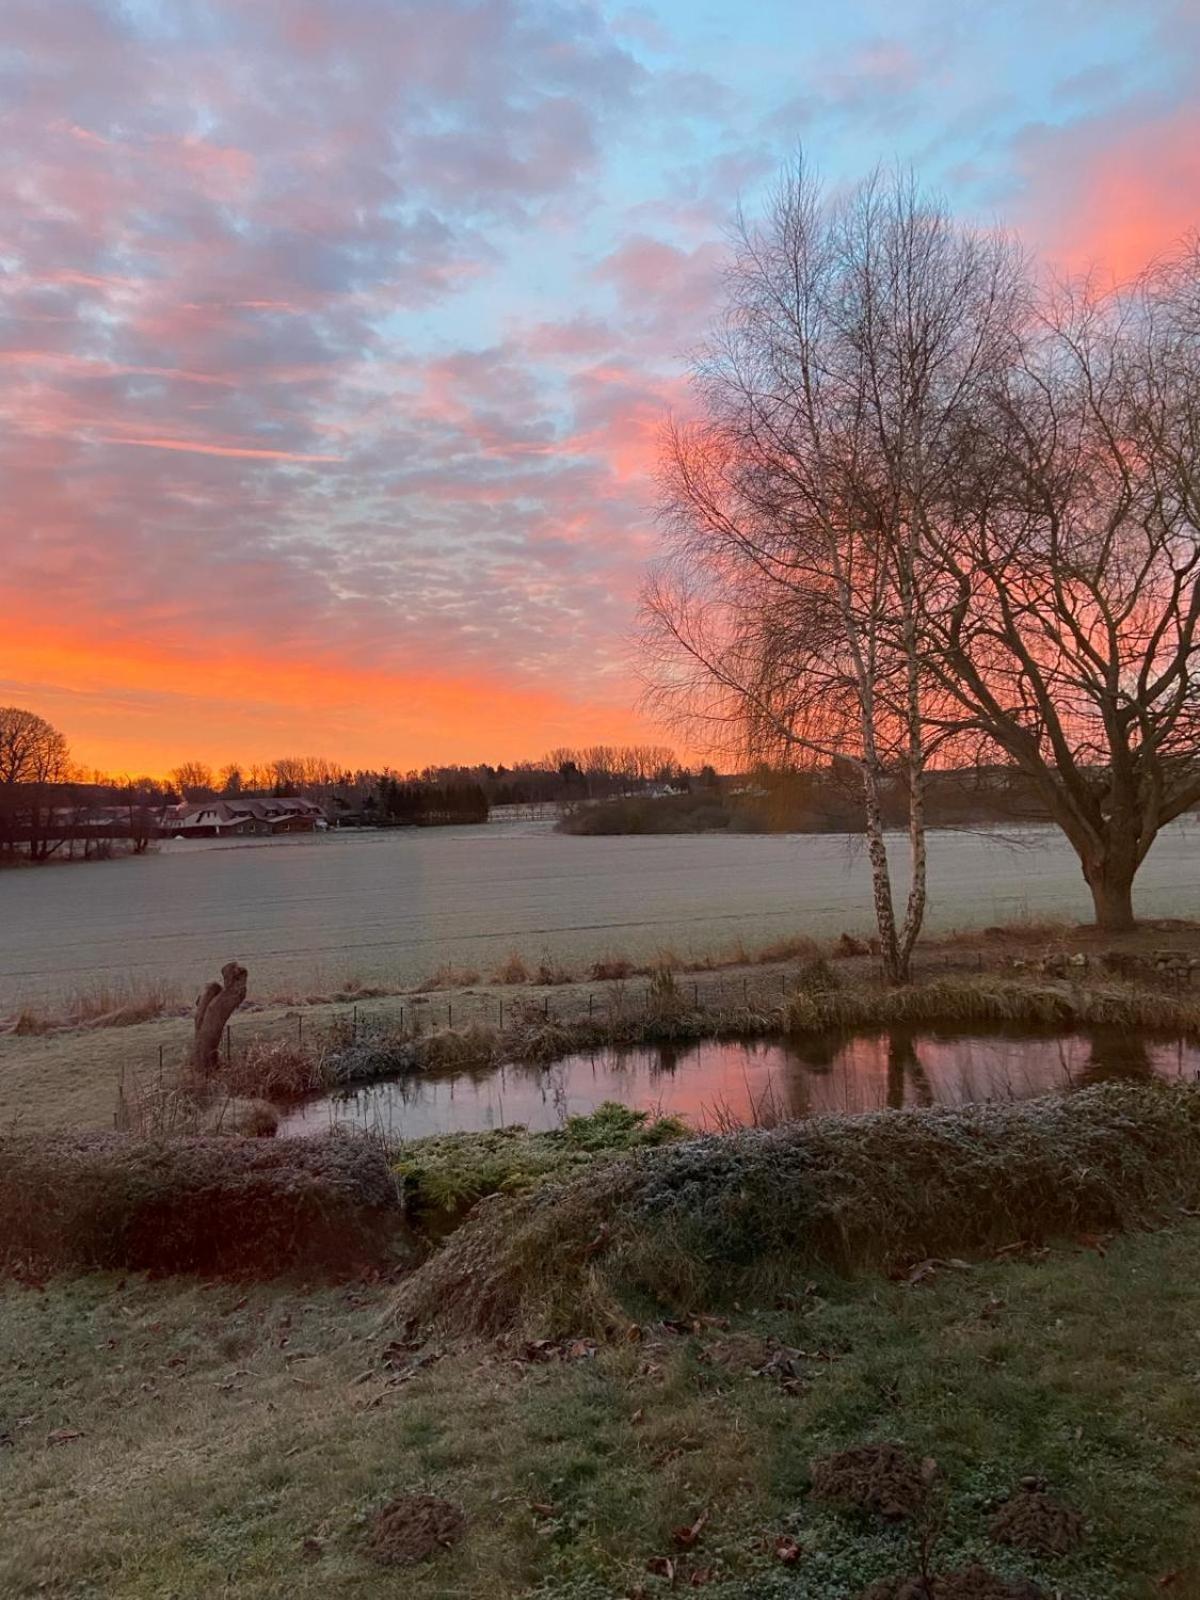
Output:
641,163,1023,982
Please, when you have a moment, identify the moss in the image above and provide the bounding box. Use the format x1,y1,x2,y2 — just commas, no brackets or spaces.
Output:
392,1103,686,1222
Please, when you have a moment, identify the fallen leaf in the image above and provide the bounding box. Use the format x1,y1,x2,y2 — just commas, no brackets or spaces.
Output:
47,1428,83,1446
689,1567,715,1586
672,1509,710,1549
774,1536,802,1564
646,1555,675,1580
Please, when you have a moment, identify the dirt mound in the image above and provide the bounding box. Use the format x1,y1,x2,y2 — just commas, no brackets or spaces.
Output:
810,1443,933,1519
0,1130,402,1277
989,1488,1085,1556
859,1565,1044,1600
368,1494,466,1565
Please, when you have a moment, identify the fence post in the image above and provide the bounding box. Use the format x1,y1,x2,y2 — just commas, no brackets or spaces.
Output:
499,997,504,1029
448,1000,453,1029
543,994,549,1019
353,1004,358,1042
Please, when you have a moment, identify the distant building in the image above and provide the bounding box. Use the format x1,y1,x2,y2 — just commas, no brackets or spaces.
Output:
165,797,327,838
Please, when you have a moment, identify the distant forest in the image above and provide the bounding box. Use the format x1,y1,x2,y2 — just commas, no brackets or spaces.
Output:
558,765,1068,836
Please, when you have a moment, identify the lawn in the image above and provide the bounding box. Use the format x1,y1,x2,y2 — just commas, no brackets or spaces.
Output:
3,1225,1199,1598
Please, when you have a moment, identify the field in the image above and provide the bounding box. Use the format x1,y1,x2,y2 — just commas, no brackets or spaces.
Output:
3,819,1199,1014
2,1224,1198,1598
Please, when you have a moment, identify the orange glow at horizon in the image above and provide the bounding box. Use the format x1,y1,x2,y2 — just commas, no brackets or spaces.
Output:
1,617,670,778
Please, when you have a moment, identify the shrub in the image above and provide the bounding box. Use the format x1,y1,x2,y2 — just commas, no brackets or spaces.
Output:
0,1131,401,1276
589,955,635,981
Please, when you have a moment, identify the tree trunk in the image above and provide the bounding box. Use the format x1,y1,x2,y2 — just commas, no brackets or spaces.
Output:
189,961,248,1076
860,764,910,985
1087,869,1136,933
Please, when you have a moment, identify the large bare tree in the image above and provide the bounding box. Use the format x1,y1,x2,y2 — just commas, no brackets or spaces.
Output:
922,243,1200,930
642,163,1022,981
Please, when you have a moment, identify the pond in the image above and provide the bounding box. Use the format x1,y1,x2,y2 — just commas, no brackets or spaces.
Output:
275,1026,1200,1140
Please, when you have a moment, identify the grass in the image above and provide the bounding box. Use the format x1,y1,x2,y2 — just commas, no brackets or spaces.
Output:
783,973,1200,1036
0,1130,401,1276
3,1225,1200,1596
394,1081,1200,1339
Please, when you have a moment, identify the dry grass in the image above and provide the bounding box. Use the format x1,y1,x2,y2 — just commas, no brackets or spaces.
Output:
1,976,187,1035
783,974,1200,1036
413,963,482,992
0,1130,402,1276
490,950,532,983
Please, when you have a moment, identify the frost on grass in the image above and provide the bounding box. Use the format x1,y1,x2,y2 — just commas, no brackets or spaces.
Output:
394,1081,1200,1337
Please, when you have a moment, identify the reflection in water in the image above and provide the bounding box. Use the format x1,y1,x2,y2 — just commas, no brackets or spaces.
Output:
886,1032,933,1109
1081,1029,1154,1086
277,1026,1200,1141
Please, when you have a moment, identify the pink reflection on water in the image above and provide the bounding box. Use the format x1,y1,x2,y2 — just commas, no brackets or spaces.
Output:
277,1029,1200,1142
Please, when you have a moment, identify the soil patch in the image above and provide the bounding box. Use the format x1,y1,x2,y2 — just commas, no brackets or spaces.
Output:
367,1494,466,1566
989,1488,1085,1556
859,1565,1044,1600
810,1442,933,1520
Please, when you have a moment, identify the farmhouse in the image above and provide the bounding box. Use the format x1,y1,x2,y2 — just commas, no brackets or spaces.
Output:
166,797,326,838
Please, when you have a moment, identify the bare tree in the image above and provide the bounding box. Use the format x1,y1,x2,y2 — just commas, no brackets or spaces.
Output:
169,761,216,801
642,162,1023,981
922,242,1200,929
0,707,72,860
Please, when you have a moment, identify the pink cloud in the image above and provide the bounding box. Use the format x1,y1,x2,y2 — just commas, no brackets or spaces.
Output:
1013,101,1200,279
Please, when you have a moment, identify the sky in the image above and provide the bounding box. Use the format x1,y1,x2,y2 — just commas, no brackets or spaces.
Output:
2,0,1198,777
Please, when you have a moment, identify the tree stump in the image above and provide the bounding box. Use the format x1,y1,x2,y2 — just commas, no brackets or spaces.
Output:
189,961,248,1076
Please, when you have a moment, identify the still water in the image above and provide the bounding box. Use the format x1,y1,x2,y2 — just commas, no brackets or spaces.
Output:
276,1027,1200,1140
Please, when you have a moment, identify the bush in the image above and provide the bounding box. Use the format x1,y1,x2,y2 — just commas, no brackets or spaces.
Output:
394,1081,1200,1338
0,1131,402,1277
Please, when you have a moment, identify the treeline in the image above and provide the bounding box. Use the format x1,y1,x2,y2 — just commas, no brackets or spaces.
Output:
376,779,489,827
156,745,685,809
560,766,1062,836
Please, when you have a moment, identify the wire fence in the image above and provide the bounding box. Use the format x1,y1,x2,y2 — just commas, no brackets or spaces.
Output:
147,945,1200,1076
